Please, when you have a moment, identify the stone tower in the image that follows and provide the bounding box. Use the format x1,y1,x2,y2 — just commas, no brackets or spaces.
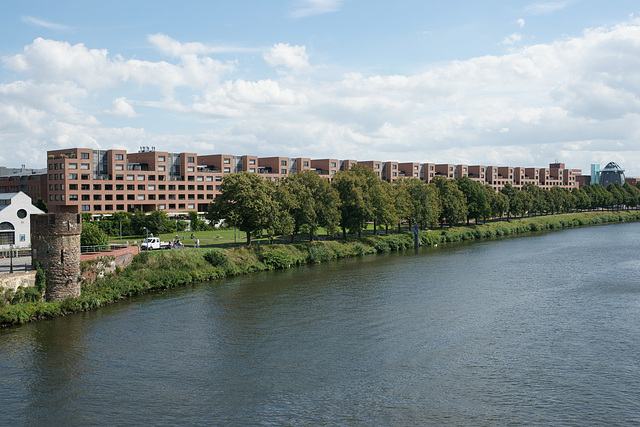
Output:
31,213,82,302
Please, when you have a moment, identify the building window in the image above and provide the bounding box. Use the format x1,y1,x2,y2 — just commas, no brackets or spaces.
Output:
93,184,101,190
158,156,165,162
188,204,195,209
331,162,337,168
69,184,78,190
281,160,287,166
188,157,195,163
303,161,309,167
69,173,78,180
249,159,256,165
115,164,124,170
138,195,145,200
70,194,78,201
115,154,124,160
392,164,397,170
127,184,134,191
137,175,145,181
81,153,90,159
116,174,124,181
137,184,145,190
196,176,203,181
224,158,231,164
127,175,134,180
148,184,155,191
127,195,135,200
281,169,287,174
158,165,166,171
82,205,90,211
224,168,230,173
69,163,77,169
187,166,194,172
93,195,102,201
159,204,166,210
375,164,380,169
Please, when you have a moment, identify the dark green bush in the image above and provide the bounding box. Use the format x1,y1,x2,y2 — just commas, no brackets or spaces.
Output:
260,250,295,269
204,250,228,267
307,244,332,263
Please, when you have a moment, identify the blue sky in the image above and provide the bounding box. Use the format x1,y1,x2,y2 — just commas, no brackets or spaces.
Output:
2,0,640,175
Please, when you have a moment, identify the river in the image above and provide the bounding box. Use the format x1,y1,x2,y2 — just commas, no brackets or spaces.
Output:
1,222,640,425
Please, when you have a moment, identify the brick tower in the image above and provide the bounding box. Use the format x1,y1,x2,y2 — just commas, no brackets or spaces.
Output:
31,213,82,302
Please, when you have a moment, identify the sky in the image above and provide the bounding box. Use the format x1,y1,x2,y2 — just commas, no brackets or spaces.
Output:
2,0,640,176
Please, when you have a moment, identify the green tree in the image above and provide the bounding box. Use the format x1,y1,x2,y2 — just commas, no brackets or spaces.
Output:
523,183,548,216
351,165,396,233
281,171,340,241
81,221,109,247
206,172,278,245
332,169,368,237
623,182,640,209
572,187,591,211
484,185,509,219
434,177,468,226
457,176,489,224
34,197,48,213
396,178,440,229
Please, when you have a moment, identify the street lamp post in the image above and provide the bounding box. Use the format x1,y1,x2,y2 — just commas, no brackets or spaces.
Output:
9,243,13,274
143,227,148,249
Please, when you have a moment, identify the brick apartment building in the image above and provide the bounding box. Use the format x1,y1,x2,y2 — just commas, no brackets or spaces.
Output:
0,147,580,215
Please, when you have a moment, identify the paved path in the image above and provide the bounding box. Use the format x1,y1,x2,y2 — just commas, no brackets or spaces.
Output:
0,256,32,274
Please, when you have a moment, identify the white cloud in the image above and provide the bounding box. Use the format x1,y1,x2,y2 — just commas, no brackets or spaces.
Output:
517,18,526,28
263,43,310,72
105,97,139,118
289,0,343,18
500,33,523,45
3,37,236,93
4,21,640,175
147,33,257,57
21,16,71,31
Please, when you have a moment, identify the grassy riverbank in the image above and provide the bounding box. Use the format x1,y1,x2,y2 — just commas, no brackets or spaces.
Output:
2,210,639,326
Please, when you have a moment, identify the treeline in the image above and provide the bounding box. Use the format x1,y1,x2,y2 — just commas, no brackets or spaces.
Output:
207,165,640,245
86,210,213,238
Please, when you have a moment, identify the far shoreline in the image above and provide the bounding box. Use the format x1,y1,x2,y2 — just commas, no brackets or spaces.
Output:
2,210,639,327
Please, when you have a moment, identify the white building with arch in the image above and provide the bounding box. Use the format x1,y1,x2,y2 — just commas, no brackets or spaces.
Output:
0,192,44,250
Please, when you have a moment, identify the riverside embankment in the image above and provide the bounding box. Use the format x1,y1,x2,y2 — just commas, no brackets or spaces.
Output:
2,210,639,326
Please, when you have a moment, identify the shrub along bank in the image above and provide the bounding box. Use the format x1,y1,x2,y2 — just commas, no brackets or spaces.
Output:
2,210,639,326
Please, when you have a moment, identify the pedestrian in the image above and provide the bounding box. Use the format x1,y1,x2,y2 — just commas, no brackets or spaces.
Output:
195,238,200,248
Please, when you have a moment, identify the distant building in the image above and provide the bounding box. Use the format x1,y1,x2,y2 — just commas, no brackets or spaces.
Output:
599,162,625,188
0,192,44,249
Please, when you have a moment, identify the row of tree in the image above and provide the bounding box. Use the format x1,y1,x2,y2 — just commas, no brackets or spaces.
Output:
206,165,640,245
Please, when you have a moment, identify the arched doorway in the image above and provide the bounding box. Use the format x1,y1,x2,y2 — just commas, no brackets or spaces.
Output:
0,222,15,245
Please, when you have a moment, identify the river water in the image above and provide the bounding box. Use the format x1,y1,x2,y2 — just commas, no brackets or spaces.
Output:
1,223,640,425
